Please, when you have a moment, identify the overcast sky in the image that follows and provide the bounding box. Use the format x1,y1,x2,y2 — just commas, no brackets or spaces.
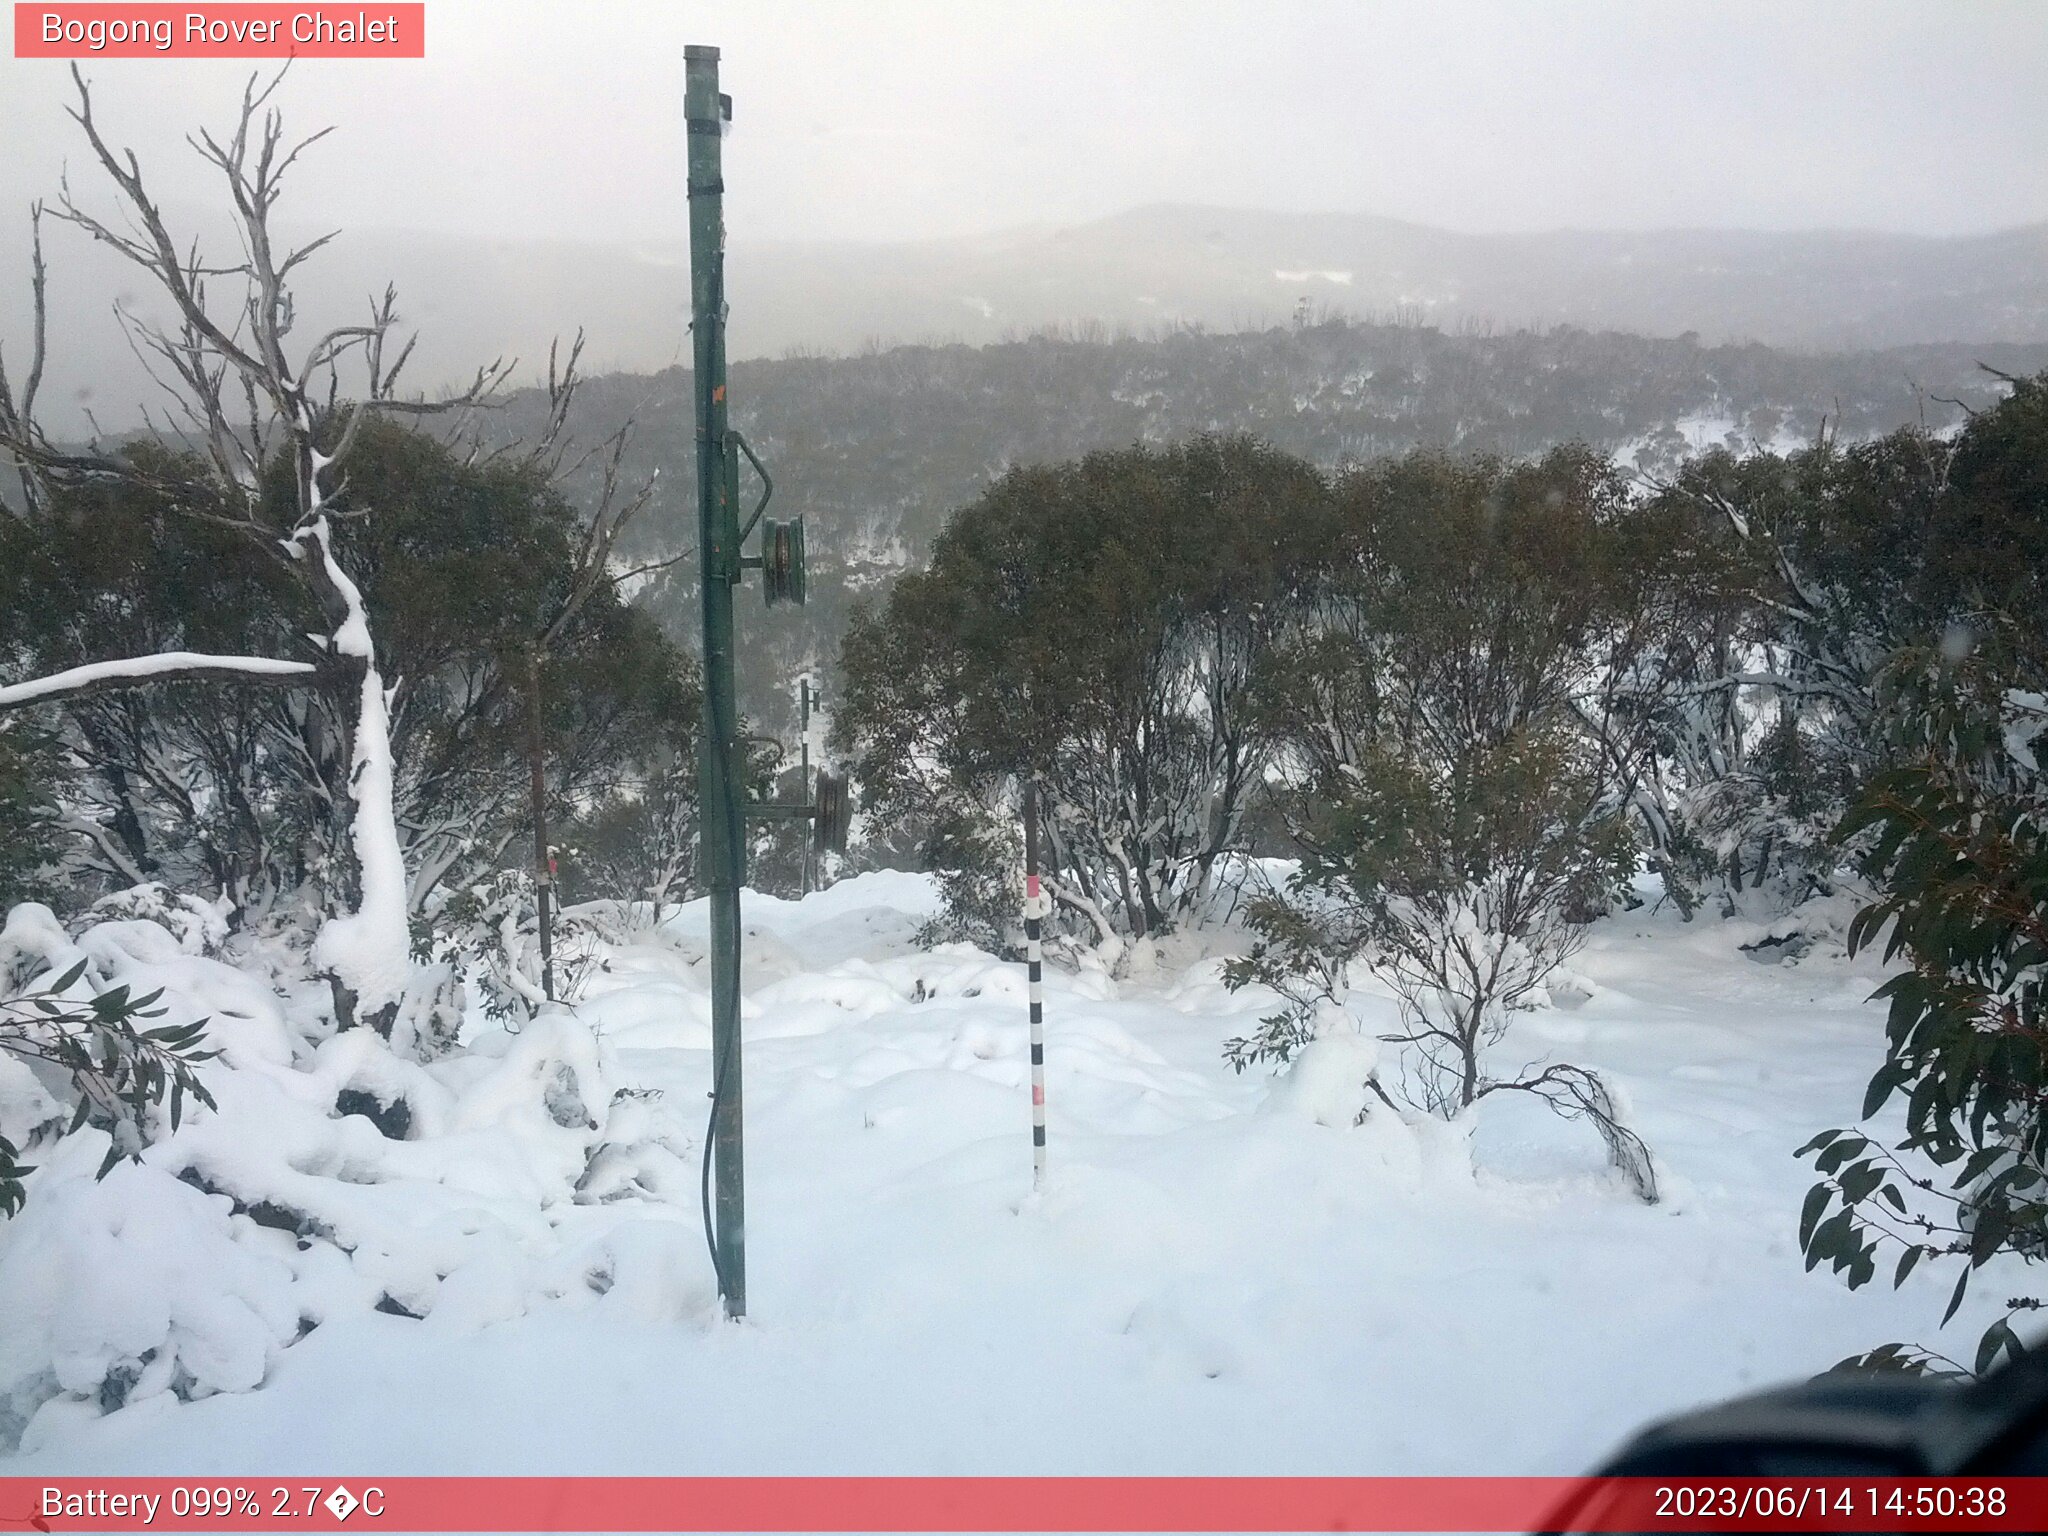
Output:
2,0,2045,251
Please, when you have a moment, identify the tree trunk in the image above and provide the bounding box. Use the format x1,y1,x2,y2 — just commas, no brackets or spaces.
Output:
526,649,556,1003
296,517,410,1030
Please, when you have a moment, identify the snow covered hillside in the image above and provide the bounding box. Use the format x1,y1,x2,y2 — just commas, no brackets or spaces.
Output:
0,871,2022,1476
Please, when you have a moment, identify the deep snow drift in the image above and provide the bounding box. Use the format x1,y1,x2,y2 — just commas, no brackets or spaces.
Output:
0,870,2026,1476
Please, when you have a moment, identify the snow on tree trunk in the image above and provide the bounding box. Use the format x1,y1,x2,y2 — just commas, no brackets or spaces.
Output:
295,514,410,1019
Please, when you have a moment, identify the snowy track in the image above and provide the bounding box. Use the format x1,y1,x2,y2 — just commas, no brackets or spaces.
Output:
2,873,2024,1475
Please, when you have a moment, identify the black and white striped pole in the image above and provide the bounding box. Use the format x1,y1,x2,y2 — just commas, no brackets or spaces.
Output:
1023,779,1048,1189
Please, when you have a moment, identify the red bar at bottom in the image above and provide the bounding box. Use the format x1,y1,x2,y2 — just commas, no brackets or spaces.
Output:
3,1476,2046,1533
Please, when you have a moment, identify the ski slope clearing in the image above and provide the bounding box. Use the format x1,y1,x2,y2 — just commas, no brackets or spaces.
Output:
0,871,2022,1475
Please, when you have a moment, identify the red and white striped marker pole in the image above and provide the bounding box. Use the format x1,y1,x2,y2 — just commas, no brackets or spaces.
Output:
1023,780,1048,1189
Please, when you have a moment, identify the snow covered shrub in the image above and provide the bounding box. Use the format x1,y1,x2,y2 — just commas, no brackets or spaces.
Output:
1238,733,1633,1073
82,883,230,958
387,960,466,1062
425,871,612,1024
1221,885,1360,1073
909,805,1025,956
1663,710,1860,914
1234,448,1656,1199
1636,377,2048,917
0,904,218,1218
574,1087,697,1205
1229,737,1654,1198
0,1148,304,1451
1259,1029,1392,1128
555,695,710,922
1,888,704,1450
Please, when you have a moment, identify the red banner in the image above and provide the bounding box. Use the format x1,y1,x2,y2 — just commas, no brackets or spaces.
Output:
2,1476,2046,1532
13,5,425,58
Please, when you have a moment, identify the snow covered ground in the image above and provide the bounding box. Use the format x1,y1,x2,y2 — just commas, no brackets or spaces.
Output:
1,870,2025,1477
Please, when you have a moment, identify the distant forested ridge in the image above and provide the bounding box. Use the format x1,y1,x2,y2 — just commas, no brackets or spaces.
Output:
489,319,2048,729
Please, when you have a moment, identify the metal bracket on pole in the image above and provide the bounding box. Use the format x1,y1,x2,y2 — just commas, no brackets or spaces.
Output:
733,431,774,547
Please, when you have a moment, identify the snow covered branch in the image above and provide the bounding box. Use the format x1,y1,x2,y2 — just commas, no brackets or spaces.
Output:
0,653,318,713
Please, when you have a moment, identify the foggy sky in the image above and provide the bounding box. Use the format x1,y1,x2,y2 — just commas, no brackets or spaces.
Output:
2,0,2045,254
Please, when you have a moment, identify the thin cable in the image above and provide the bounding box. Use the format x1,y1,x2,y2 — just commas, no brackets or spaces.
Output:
700,1007,737,1299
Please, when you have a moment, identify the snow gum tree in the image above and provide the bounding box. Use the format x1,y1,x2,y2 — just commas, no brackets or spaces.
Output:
1630,383,2046,915
1792,375,2048,1378
1230,447,1655,1198
0,70,710,1036
1798,635,2048,1378
0,70,519,1024
835,435,1324,958
0,424,689,933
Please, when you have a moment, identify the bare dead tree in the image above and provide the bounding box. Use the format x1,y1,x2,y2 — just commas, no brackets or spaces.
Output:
0,204,50,516
0,66,513,1027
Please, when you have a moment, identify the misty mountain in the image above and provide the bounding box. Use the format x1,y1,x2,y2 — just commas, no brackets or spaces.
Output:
731,205,2048,357
13,206,2046,435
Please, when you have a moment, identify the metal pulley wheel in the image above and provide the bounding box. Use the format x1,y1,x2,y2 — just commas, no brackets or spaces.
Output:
812,768,852,855
761,516,806,607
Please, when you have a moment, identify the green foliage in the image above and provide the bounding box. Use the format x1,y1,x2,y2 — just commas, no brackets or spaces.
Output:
0,443,309,903
1640,382,2048,913
0,958,218,1218
556,734,702,917
904,805,1021,955
1798,633,2048,1376
421,870,623,1024
1237,448,1637,1104
1222,890,1349,1072
1209,443,1657,1195
0,724,68,908
0,420,697,917
318,421,700,905
553,693,789,916
1788,378,2048,1376
1302,730,1632,927
491,320,2033,742
836,434,1324,949
1253,726,1634,1108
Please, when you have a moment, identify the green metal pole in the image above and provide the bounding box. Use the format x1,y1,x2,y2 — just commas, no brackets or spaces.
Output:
686,43,745,1320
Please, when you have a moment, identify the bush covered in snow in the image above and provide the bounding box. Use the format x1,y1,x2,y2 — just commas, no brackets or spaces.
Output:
422,871,621,1025
1216,450,1656,1198
0,887,700,1454
1,901,222,1218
